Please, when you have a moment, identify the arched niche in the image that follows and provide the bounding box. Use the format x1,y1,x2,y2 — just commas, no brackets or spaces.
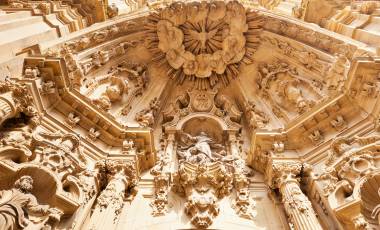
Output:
177,115,228,144
0,146,32,163
0,164,58,201
0,162,81,214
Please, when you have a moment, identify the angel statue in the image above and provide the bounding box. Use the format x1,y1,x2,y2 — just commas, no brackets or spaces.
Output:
177,132,225,164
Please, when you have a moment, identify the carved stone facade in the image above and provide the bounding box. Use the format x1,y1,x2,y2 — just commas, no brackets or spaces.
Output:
1,1,380,230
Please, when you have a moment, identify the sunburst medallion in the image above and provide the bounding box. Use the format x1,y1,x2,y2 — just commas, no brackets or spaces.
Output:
145,1,263,89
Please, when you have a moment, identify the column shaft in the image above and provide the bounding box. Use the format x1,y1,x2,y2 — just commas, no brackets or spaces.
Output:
280,179,323,230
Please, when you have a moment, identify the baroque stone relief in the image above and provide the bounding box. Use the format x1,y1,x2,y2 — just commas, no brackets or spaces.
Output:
79,55,150,119
0,126,94,215
262,35,330,76
0,175,63,230
162,111,257,228
312,134,380,219
262,16,358,59
145,1,263,89
2,1,380,229
163,89,242,129
31,130,87,180
172,162,234,228
361,172,380,228
349,63,380,102
257,61,324,119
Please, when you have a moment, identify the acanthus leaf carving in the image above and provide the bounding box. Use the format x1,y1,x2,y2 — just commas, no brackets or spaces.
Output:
232,173,257,220
0,80,40,127
270,161,302,188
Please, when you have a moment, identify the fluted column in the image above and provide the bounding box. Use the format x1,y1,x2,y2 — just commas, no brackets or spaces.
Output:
271,161,323,230
89,161,136,230
73,167,104,230
0,91,17,126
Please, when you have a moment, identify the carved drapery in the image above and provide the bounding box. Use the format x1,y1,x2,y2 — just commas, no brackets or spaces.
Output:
166,133,176,171
135,97,160,127
228,132,240,156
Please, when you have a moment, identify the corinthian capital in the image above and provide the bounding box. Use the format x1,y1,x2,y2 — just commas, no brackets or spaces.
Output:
0,80,39,127
267,160,302,188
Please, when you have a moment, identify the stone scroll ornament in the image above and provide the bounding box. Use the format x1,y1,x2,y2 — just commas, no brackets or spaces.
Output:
145,1,263,89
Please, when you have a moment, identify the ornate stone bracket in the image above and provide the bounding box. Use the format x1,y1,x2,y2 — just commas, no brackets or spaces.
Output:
232,173,257,220
150,173,170,217
172,162,233,229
